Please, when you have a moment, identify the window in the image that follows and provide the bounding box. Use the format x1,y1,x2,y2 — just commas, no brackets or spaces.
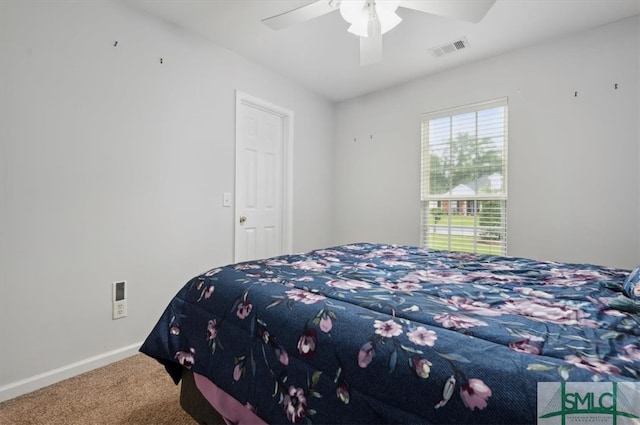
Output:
421,98,508,255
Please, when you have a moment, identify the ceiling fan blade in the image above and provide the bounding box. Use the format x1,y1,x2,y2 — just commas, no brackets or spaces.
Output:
360,33,382,66
262,1,337,30
400,0,496,23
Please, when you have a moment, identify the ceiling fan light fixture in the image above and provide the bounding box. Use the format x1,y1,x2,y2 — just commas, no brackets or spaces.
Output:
375,1,402,34
340,0,402,37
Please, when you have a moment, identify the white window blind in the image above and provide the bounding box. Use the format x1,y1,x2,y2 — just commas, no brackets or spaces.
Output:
421,98,508,255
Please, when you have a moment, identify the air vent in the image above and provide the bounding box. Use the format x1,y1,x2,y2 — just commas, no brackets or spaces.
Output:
429,37,470,58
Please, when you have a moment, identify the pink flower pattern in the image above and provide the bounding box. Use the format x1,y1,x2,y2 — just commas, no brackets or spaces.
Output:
283,386,307,423
175,348,195,369
326,279,372,290
412,358,432,378
618,344,640,363
446,296,502,317
500,298,598,327
508,339,542,355
407,326,437,346
460,378,492,410
379,280,422,292
336,383,350,404
285,288,326,304
434,313,488,329
236,300,252,319
206,319,218,341
319,314,333,333
373,319,403,338
565,355,622,375
297,329,318,359
358,342,375,368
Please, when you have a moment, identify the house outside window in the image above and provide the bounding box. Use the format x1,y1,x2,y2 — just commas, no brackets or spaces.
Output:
421,98,508,255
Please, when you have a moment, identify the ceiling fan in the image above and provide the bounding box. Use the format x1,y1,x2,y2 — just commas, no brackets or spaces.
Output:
262,0,496,66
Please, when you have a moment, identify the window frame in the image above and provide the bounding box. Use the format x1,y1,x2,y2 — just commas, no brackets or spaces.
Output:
420,97,508,255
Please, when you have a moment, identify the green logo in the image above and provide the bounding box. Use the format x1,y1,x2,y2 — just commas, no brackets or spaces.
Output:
538,382,640,425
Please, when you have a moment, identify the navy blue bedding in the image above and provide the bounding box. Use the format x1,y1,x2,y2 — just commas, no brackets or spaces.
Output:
140,243,640,424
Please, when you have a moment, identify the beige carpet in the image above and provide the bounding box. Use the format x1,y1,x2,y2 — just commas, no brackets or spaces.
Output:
0,354,195,425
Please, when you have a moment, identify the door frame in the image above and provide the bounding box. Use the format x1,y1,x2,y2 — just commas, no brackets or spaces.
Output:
234,91,294,262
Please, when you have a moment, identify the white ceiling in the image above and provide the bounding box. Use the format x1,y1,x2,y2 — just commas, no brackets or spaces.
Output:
124,0,640,102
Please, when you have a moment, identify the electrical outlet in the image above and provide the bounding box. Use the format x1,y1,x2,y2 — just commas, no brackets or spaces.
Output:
113,300,127,319
112,281,127,320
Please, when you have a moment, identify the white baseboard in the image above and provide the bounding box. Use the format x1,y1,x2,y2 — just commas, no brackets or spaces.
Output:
0,341,143,402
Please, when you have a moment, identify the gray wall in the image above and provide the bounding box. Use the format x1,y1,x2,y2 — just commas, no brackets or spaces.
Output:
333,15,640,270
0,0,334,396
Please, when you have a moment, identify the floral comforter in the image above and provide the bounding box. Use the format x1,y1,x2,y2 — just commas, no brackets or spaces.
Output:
140,243,639,424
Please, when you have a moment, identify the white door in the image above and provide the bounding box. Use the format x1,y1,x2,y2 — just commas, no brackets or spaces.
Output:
234,92,293,262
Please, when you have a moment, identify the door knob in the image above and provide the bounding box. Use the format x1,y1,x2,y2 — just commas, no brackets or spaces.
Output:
239,216,247,224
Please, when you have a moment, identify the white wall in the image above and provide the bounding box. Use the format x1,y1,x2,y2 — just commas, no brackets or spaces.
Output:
333,16,640,269
0,0,334,397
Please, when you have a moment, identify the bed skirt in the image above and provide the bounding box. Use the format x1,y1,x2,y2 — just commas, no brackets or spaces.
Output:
180,368,225,425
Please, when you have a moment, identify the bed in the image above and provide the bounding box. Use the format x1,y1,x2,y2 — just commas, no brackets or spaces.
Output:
140,243,640,424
